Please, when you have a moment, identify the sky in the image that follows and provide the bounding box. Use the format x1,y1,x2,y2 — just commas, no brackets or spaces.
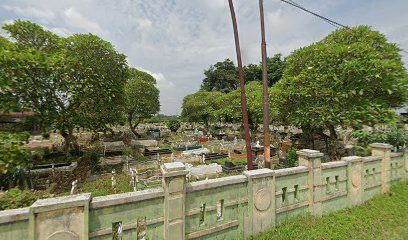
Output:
1,0,407,115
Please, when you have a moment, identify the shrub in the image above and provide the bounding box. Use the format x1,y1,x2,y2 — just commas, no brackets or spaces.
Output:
0,132,31,175
286,148,299,167
352,128,407,149
41,131,50,139
167,119,181,133
0,188,49,210
0,131,30,144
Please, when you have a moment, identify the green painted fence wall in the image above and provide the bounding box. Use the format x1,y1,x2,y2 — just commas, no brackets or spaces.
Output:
0,144,406,240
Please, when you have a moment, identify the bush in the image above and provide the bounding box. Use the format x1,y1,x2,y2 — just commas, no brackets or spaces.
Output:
0,188,49,210
0,131,30,144
41,131,50,139
81,151,101,168
0,132,31,175
167,119,181,133
352,128,407,149
286,148,299,167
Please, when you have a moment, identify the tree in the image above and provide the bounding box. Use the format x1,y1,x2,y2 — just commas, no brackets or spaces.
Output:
167,119,181,133
243,54,285,86
124,68,160,137
243,63,261,83
57,33,128,151
270,26,408,158
266,54,285,86
0,21,129,154
181,91,223,125
0,36,20,112
217,82,263,132
200,59,239,93
200,55,284,94
0,21,64,126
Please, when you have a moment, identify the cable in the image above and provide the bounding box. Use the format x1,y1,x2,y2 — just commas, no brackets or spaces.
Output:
285,0,341,28
280,0,348,29
281,0,407,57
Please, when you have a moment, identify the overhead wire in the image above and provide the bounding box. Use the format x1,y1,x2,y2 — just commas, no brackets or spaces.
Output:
279,0,348,29
279,0,408,56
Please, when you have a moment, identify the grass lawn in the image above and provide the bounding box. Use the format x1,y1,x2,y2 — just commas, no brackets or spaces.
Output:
253,181,408,240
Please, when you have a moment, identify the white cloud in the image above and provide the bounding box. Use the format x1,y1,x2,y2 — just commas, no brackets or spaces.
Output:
3,5,55,23
48,27,72,37
136,67,176,92
63,8,103,34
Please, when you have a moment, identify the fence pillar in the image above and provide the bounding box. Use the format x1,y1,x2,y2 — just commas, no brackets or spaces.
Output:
161,162,188,240
371,143,392,193
298,149,323,217
343,156,363,207
28,193,90,240
243,168,275,236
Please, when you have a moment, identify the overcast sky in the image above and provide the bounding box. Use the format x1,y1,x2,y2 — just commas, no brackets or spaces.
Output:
1,0,407,114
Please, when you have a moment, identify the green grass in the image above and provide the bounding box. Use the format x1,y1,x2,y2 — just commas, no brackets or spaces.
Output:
253,181,408,240
212,158,247,166
77,173,133,197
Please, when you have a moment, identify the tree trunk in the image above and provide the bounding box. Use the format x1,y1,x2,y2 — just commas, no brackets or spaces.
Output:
61,128,77,156
327,124,340,160
128,113,141,138
106,127,116,136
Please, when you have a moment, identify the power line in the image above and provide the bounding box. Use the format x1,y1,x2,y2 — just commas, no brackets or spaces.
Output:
280,0,348,29
285,0,341,28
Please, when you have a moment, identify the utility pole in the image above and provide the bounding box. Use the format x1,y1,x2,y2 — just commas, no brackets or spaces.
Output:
227,0,253,170
259,0,271,169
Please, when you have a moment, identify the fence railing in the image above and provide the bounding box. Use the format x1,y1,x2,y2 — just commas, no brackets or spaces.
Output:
0,143,406,240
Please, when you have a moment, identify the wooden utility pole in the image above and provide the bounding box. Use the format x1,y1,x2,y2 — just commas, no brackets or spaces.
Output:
227,0,253,170
259,0,271,168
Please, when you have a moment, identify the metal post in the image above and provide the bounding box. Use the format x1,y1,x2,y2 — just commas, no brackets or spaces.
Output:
259,0,271,168
227,0,254,169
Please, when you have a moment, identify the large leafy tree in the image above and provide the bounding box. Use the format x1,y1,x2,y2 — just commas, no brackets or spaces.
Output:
271,26,408,158
0,21,64,125
124,68,160,137
266,54,285,86
200,59,239,93
0,36,20,112
56,33,128,150
216,82,263,132
0,20,128,154
243,54,285,86
181,91,223,125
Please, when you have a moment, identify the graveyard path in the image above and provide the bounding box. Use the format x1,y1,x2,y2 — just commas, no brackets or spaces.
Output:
254,181,408,240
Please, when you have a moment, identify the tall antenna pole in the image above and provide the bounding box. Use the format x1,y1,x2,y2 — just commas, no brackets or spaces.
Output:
259,0,271,168
227,0,253,170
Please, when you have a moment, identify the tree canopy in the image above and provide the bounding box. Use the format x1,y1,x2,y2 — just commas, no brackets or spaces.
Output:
182,82,263,132
270,26,408,156
216,82,263,131
181,91,223,125
124,68,160,136
0,20,129,153
200,55,285,93
243,54,285,86
200,59,238,93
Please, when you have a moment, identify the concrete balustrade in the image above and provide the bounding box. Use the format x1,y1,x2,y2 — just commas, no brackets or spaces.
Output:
0,143,406,240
